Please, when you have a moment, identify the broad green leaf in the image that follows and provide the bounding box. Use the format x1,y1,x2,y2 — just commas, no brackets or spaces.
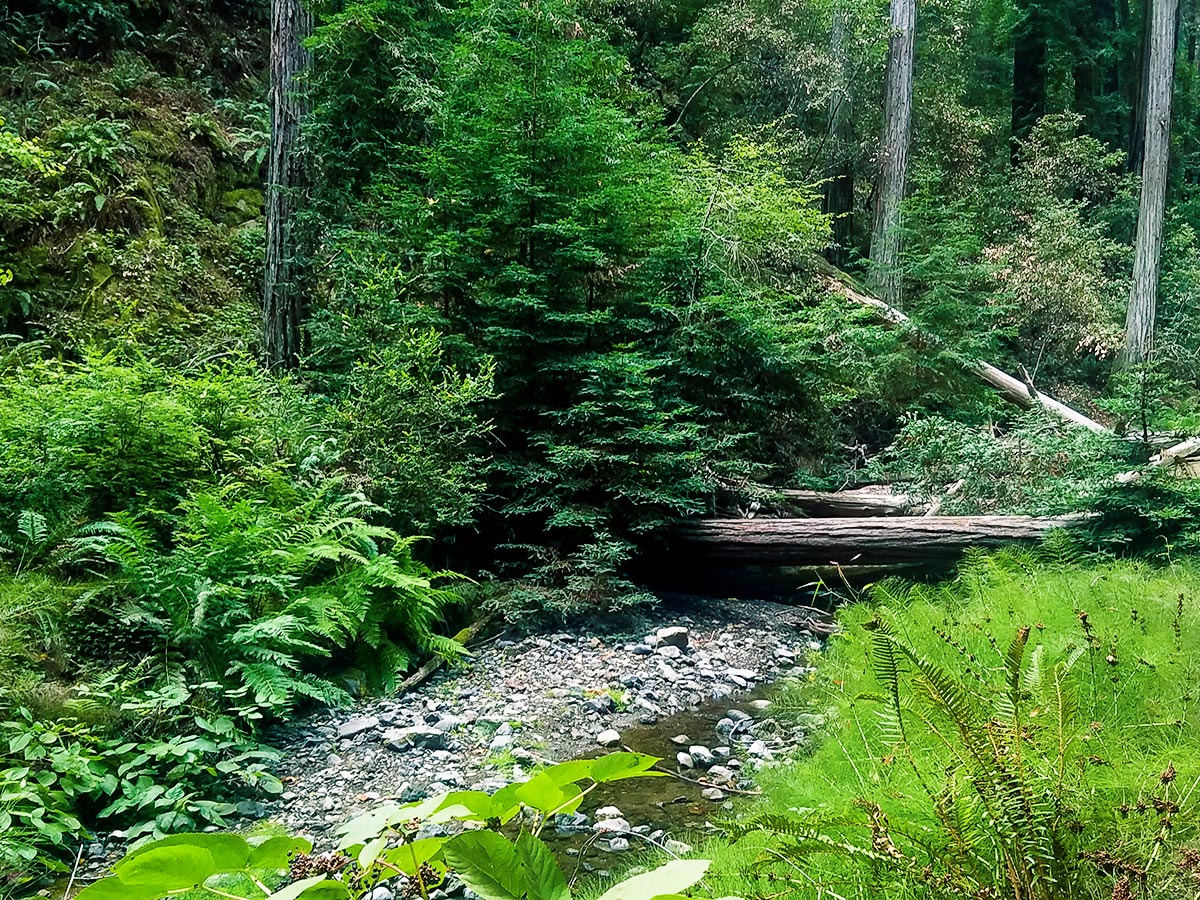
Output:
380,838,446,876
336,802,401,850
72,877,160,900
516,833,569,900
595,861,711,900
436,790,500,821
359,836,387,870
539,759,595,787
123,833,251,872
248,835,313,869
443,831,526,900
514,772,581,815
114,845,216,889
590,753,665,783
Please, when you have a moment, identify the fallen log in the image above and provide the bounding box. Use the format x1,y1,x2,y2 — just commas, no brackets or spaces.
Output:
812,260,1112,436
773,486,926,516
678,515,1086,566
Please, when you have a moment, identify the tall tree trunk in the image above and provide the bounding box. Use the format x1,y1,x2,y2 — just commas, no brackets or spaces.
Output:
823,4,857,267
1122,0,1179,366
1011,0,1047,161
263,0,312,370
869,0,915,307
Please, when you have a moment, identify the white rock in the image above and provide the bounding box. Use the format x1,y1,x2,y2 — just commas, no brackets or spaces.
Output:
595,806,624,820
593,817,631,833
596,729,621,747
701,788,726,801
676,752,694,769
337,715,379,739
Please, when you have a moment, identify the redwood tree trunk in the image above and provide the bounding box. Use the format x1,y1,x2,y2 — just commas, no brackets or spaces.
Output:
263,0,313,370
823,4,857,267
1122,0,1179,367
869,0,915,307
1011,0,1047,161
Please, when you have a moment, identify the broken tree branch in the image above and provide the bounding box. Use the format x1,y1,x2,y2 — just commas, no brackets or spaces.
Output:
812,261,1112,436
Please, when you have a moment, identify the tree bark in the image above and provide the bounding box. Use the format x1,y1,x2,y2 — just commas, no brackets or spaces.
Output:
868,0,915,307
263,0,313,370
1122,0,1179,367
1011,0,1047,161
823,4,857,267
678,515,1087,566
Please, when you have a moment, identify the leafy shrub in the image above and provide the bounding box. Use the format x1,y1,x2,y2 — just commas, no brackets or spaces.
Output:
0,683,280,890
870,410,1132,515
0,352,318,527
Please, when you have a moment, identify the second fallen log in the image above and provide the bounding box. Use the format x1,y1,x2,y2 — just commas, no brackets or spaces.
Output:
678,515,1085,566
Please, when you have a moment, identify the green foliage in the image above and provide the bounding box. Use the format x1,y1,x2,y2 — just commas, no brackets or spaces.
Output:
74,753,709,900
91,484,465,716
0,684,281,889
871,410,1133,515
705,552,1200,900
0,352,316,526
334,330,496,535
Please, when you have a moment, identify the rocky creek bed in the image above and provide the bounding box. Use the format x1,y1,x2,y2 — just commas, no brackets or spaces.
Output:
259,595,832,880
67,595,832,891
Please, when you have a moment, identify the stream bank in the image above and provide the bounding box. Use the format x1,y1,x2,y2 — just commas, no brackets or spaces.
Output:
262,595,830,864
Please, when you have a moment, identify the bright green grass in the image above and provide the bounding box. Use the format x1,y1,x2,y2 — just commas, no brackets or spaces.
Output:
701,550,1200,900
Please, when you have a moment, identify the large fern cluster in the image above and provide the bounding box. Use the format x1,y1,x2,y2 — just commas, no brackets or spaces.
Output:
90,482,463,719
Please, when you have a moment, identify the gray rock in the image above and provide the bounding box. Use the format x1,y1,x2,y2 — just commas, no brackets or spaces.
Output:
712,746,732,760
631,644,654,656
688,745,715,768
383,726,449,751
555,813,591,834
748,739,774,760
337,715,379,739
670,734,691,746
655,645,683,660
489,733,514,751
656,627,690,649
596,729,621,747
749,699,772,711
675,751,694,769
701,788,726,801
368,888,394,900
726,709,752,722
595,805,623,819
657,661,680,683
665,839,693,855
715,717,735,735
605,837,630,852
584,695,615,715
707,765,734,782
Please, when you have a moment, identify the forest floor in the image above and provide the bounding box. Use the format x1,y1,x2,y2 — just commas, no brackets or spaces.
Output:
255,596,828,871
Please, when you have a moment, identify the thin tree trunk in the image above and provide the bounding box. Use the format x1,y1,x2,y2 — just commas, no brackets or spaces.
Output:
869,0,915,307
1011,0,1047,160
263,0,312,370
823,4,856,267
1122,0,1179,366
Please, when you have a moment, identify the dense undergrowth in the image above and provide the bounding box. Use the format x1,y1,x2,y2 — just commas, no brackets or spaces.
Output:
703,550,1200,899
2,0,1200,894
